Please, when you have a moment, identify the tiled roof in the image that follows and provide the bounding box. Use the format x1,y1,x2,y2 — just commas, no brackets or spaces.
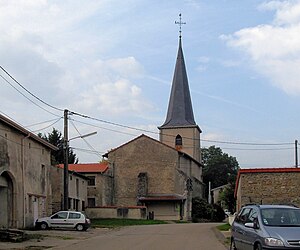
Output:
234,167,300,197
57,163,108,173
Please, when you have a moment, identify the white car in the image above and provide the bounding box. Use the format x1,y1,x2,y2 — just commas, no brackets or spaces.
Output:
35,211,91,231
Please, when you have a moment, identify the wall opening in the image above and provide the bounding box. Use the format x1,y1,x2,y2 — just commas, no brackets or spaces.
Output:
0,171,14,228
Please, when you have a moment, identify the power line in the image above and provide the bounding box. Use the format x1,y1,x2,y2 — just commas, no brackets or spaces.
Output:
0,66,296,149
220,147,294,151
0,65,64,112
0,73,61,117
201,138,292,146
70,147,105,156
69,118,139,137
70,109,294,147
30,117,63,133
70,110,156,135
69,119,102,158
25,118,63,128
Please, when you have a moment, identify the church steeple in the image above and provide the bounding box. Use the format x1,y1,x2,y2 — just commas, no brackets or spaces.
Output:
160,37,196,128
159,14,201,162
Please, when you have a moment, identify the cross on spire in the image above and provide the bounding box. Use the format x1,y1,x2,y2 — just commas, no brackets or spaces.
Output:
175,13,186,38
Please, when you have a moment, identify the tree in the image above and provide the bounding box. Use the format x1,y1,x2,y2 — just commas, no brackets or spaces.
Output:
202,146,239,212
38,128,78,165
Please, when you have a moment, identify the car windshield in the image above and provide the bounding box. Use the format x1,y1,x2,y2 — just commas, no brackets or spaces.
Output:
261,208,300,227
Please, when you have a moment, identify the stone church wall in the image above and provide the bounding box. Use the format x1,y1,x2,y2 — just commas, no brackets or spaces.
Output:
108,136,179,206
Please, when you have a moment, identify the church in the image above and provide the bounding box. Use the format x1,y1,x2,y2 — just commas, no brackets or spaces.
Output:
103,31,203,221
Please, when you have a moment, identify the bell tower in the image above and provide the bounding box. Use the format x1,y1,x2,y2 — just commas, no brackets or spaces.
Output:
158,14,201,162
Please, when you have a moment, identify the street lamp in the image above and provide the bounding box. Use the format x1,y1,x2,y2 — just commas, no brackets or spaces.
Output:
63,126,97,210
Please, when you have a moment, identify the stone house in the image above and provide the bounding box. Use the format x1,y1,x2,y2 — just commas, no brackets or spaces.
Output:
103,134,203,221
0,113,57,229
57,163,109,208
235,168,300,211
51,165,88,213
211,184,229,206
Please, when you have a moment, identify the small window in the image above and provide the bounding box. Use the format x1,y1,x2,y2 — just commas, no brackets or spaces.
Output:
68,198,72,209
175,135,182,146
87,176,96,186
69,212,81,219
88,198,96,207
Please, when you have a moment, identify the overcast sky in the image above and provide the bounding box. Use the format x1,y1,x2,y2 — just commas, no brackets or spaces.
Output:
1,0,300,168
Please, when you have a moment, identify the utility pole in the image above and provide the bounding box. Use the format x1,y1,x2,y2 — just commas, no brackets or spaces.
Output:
63,109,69,210
296,140,298,168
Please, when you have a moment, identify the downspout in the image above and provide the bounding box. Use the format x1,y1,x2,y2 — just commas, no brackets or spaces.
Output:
21,133,31,228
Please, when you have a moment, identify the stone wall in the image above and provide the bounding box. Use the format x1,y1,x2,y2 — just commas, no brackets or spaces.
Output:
237,172,300,211
86,206,147,219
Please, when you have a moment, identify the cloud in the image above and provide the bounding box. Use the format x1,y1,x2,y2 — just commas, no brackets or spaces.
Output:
223,0,300,95
0,1,154,119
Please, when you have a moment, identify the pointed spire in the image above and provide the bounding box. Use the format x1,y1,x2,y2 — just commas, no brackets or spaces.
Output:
160,36,196,128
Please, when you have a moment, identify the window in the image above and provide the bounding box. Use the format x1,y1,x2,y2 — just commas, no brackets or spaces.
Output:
175,135,182,146
236,207,251,224
87,176,96,186
88,198,96,207
69,212,81,219
76,178,79,197
82,201,85,211
247,209,258,223
68,198,72,209
51,212,68,219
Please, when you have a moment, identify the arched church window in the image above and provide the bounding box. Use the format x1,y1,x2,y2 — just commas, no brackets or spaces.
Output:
175,134,182,146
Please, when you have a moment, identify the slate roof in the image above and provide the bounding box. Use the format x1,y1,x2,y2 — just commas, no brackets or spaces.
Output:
57,163,108,173
159,37,196,128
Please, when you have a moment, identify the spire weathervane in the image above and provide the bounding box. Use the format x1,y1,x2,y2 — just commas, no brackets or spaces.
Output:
175,13,186,38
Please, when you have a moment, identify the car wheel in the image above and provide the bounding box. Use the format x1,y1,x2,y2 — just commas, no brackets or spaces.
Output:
40,222,48,230
254,243,262,250
76,224,84,231
230,238,237,250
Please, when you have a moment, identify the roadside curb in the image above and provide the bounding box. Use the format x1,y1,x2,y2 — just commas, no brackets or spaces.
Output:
212,227,231,249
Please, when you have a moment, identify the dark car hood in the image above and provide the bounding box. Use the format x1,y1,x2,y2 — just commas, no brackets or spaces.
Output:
266,226,300,240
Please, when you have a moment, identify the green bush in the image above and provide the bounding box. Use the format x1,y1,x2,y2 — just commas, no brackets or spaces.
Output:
192,197,225,222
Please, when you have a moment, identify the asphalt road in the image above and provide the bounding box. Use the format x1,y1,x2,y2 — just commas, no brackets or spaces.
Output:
53,223,227,250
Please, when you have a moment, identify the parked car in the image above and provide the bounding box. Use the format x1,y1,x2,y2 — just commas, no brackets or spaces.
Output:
35,211,91,231
231,204,300,250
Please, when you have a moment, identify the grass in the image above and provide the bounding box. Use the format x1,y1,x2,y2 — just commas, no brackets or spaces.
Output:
216,223,231,248
91,218,167,228
216,223,231,231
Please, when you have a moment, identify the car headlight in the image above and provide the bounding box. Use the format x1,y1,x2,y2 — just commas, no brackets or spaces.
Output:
264,237,284,247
